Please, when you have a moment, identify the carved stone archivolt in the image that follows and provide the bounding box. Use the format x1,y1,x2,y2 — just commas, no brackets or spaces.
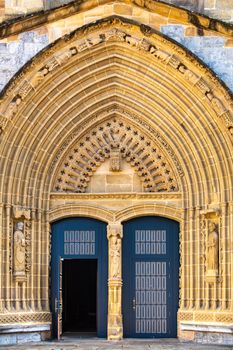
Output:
53,118,179,193
1,18,232,135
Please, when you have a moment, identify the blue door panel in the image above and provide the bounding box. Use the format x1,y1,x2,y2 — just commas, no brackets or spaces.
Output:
123,216,179,338
51,218,108,338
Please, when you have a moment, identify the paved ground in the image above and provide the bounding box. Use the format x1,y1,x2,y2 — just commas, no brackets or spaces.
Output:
1,338,233,350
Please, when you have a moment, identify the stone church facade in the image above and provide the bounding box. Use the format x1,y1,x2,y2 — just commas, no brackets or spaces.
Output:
0,0,232,346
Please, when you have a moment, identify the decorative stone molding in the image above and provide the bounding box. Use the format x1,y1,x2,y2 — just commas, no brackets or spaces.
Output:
115,203,183,223
53,117,179,193
107,223,123,340
179,311,233,323
50,192,182,200
0,312,51,324
49,204,114,223
13,207,31,220
1,0,233,41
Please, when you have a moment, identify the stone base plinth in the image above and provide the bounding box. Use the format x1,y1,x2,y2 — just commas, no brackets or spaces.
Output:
180,322,233,345
0,323,51,345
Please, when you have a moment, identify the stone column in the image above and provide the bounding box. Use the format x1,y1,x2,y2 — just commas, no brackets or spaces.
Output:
107,223,123,340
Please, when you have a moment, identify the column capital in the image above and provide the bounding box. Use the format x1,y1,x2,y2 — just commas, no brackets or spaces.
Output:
107,222,123,240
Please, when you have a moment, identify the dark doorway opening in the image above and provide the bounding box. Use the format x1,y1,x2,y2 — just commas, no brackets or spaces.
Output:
62,259,97,334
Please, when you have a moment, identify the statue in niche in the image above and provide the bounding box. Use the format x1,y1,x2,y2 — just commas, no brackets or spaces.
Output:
13,222,26,280
110,234,121,279
207,221,219,272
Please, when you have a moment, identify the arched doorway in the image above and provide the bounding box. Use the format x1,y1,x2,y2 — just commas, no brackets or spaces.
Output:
51,218,108,338
0,15,232,345
123,216,179,338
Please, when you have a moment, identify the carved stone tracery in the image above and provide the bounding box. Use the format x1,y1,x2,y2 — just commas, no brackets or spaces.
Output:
53,118,179,193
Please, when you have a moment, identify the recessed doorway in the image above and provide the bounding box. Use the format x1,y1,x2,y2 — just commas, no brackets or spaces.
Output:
62,259,97,334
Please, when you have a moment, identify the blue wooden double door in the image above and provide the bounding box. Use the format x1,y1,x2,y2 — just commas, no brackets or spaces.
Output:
51,216,179,338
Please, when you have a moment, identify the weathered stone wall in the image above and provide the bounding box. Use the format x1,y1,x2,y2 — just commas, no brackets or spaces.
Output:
0,30,48,91
4,0,43,18
162,0,233,22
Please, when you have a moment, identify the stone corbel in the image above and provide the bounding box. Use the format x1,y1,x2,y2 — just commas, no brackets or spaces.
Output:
200,208,220,220
107,223,123,340
13,206,31,220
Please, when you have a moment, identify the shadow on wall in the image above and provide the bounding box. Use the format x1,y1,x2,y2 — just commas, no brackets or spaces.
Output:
161,0,204,12
43,0,74,10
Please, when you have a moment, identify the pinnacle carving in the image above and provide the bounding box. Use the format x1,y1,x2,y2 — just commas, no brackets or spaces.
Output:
53,118,179,193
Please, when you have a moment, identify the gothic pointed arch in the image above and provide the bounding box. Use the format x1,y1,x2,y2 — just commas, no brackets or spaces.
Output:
0,16,232,336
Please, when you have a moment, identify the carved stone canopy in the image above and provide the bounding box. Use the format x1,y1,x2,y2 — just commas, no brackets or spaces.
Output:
53,117,179,193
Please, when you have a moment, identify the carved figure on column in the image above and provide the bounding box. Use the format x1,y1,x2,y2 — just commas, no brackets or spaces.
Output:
207,221,219,272
108,224,123,279
13,222,26,281
107,223,123,340
110,235,121,278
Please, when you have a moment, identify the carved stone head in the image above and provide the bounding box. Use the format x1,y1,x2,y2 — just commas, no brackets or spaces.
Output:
16,222,24,231
208,221,216,233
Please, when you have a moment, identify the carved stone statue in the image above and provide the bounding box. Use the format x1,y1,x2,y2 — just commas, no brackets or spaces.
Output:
13,222,26,280
107,223,123,340
108,224,123,279
110,235,121,278
207,221,219,272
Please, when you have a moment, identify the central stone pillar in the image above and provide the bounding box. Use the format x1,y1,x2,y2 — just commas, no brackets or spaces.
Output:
107,223,123,340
